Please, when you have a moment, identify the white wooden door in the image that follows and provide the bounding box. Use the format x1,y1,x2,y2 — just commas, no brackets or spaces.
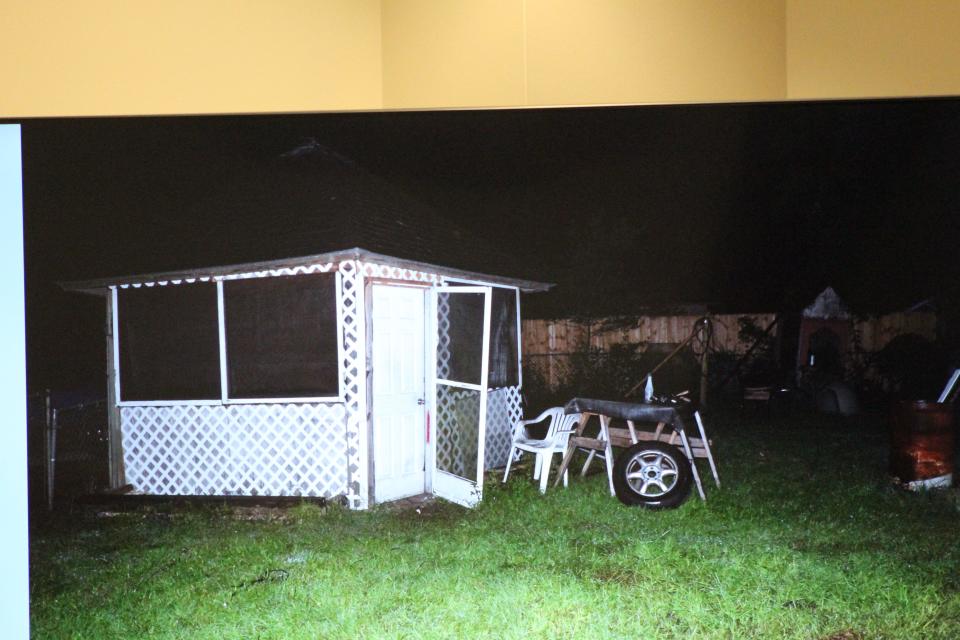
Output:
431,286,492,507
372,285,426,503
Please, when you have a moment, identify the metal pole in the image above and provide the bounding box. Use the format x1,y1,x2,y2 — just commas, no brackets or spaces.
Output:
47,408,57,511
710,315,780,394
44,390,51,511
699,346,709,407
625,332,697,399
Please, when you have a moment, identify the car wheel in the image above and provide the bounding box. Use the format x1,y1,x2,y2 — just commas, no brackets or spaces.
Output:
613,441,692,509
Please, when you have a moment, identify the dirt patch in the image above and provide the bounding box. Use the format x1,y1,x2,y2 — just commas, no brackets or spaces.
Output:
385,493,436,510
229,506,292,523
589,566,643,585
231,568,289,596
389,494,462,522
819,630,864,640
564,562,644,586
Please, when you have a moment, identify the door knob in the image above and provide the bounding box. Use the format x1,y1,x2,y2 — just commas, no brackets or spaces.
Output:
417,398,425,405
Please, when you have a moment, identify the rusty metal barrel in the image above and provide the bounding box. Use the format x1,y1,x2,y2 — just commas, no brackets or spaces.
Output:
889,401,954,490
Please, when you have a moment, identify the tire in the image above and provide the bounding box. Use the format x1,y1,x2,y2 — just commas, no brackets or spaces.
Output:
613,441,692,509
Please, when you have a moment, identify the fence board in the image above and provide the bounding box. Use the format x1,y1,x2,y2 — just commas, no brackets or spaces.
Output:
855,312,937,352
523,313,779,356
523,312,936,389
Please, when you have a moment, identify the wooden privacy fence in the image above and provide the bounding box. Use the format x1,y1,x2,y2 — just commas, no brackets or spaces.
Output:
852,312,937,353
522,312,937,389
522,314,775,356
522,313,774,392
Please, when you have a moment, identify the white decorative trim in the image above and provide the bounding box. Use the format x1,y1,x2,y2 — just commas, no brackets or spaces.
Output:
122,277,213,288
359,261,438,284
117,262,336,289
218,262,337,281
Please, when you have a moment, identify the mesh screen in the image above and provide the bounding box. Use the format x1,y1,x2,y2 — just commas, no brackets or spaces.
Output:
118,283,221,401
488,288,519,388
439,291,486,385
224,273,339,398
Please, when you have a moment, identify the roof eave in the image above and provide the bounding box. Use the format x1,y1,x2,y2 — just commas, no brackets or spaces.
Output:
58,247,553,295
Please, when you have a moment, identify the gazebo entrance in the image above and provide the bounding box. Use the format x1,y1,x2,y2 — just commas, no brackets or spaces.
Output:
432,286,492,507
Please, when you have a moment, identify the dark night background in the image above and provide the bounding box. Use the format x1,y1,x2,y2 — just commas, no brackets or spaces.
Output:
15,98,960,396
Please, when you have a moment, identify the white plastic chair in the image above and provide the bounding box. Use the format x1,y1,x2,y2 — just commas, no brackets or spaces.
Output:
502,407,579,493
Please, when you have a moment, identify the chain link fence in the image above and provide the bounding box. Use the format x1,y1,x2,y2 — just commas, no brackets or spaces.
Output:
28,391,109,510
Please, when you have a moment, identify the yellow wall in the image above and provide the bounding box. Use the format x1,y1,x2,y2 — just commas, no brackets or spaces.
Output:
0,1,383,117
380,0,786,108
5,1,960,117
381,0,526,108
523,0,785,106
787,0,960,99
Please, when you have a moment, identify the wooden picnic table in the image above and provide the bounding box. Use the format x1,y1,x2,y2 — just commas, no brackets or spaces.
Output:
554,398,720,500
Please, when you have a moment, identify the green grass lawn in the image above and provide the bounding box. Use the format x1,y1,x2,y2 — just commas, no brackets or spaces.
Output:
30,410,960,639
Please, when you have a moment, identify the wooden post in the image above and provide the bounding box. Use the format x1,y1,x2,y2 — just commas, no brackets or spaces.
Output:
105,294,124,489
773,312,783,371
364,279,376,504
699,317,711,407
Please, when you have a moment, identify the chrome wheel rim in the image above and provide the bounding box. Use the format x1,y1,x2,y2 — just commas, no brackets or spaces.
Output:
624,449,680,497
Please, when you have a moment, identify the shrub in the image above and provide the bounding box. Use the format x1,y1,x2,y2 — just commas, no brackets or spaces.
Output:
872,333,949,400
523,341,700,411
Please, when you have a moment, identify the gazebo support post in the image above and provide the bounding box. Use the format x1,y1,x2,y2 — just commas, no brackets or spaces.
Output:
105,294,124,489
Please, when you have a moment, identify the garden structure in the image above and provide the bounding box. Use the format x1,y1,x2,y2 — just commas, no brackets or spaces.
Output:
62,249,549,509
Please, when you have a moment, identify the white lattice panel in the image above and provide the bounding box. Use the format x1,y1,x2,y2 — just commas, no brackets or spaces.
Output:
435,386,480,479
121,403,348,496
437,292,451,380
338,260,368,508
484,386,523,469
